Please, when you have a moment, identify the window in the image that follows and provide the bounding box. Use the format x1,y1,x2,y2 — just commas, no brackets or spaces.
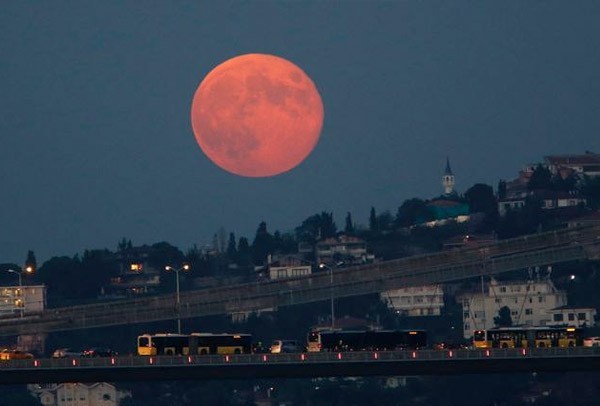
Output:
500,287,507,293
553,314,564,322
525,309,533,315
538,296,545,303
578,313,586,321
464,323,470,331
463,312,469,319
495,298,501,304
568,313,575,321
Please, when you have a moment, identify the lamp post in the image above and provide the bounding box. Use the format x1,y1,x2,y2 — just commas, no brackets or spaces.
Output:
319,263,335,329
164,264,190,334
6,267,33,317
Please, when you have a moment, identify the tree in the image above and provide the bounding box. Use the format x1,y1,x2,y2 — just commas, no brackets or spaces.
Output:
376,210,394,231
527,164,552,190
226,232,237,260
580,174,600,209
464,183,496,214
252,221,273,265
494,306,513,327
497,180,507,200
344,212,355,234
464,183,498,230
237,237,251,267
395,198,432,227
24,250,37,272
295,212,336,242
147,242,185,271
369,207,378,232
272,231,297,254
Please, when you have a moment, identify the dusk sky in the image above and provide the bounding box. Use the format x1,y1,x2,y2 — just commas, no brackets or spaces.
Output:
2,1,599,264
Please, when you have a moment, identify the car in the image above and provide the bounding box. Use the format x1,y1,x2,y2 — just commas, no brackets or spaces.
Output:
82,347,116,357
434,341,471,351
270,340,300,354
0,349,34,360
583,337,600,347
52,348,82,358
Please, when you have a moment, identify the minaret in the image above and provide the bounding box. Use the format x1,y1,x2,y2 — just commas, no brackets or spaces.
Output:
442,157,455,195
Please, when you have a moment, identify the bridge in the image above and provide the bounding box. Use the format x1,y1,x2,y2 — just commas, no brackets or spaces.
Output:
0,348,599,384
1,225,599,336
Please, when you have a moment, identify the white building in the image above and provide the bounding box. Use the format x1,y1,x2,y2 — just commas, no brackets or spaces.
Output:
0,285,46,316
546,307,597,328
315,235,373,265
382,285,445,317
457,277,568,339
29,382,130,406
267,255,312,280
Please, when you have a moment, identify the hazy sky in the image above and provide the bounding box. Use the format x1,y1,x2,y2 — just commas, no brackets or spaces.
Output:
2,1,599,264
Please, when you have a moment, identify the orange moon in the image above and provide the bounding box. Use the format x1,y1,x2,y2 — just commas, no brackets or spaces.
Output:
190,54,324,177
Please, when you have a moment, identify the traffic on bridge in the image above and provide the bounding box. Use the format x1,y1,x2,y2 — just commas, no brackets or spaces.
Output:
0,347,599,385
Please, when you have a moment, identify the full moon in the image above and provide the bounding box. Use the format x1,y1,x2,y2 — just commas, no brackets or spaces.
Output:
190,54,324,177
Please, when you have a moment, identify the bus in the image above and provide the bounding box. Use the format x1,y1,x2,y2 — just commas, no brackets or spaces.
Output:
137,333,253,356
190,333,252,355
137,333,190,356
307,329,427,352
473,326,584,349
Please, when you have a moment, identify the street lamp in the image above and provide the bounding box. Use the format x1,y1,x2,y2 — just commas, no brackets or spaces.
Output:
319,263,335,329
6,267,34,317
164,264,191,334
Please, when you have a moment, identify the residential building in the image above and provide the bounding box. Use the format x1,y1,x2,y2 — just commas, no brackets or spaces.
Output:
544,151,600,178
267,255,312,280
104,246,161,297
315,234,373,265
0,285,46,317
546,306,597,328
382,284,445,317
498,190,586,216
457,275,569,339
29,382,131,406
498,197,527,216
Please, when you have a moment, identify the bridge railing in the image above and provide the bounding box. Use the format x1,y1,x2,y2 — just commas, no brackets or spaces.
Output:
2,347,600,371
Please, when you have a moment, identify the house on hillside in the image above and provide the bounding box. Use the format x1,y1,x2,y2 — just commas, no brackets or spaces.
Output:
103,245,161,298
28,382,131,406
382,284,445,317
544,151,600,178
457,275,596,339
314,234,374,266
497,190,586,216
267,255,312,280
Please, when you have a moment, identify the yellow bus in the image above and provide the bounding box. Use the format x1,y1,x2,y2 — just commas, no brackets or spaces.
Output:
137,333,190,356
190,333,252,355
137,333,253,356
473,326,583,349
473,327,527,349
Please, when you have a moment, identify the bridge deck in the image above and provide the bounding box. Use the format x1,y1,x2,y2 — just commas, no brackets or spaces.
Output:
0,348,599,384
